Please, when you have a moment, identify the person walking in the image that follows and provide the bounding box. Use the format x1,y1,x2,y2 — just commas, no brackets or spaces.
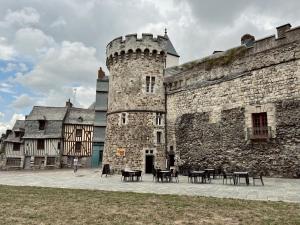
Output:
73,157,79,173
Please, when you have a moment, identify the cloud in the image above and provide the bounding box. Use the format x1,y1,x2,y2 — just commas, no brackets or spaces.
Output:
0,37,16,60
10,94,35,110
15,40,99,91
0,113,25,135
13,40,99,108
0,82,14,94
0,62,29,73
0,112,4,119
3,7,40,27
14,27,56,59
50,17,67,28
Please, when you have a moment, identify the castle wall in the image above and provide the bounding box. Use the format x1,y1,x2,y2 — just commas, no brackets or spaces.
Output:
166,30,300,177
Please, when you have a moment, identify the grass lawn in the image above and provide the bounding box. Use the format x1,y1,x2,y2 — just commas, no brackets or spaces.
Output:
0,185,300,225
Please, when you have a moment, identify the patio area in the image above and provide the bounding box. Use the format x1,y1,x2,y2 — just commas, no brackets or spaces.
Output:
0,169,299,203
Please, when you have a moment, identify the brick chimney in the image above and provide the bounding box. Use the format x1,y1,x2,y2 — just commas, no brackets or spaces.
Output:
98,67,105,80
66,99,73,108
276,23,291,38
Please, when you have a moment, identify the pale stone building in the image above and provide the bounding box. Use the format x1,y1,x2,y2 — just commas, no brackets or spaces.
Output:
103,24,300,177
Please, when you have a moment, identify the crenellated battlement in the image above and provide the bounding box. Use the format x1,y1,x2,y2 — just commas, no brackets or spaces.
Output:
106,33,168,69
164,23,300,93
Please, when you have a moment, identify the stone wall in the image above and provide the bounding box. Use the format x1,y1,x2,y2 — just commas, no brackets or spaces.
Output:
166,28,300,177
104,36,167,172
175,100,300,177
103,112,165,172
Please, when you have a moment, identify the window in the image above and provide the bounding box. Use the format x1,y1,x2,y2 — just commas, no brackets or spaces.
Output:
34,157,44,166
13,143,21,151
156,113,163,125
75,142,81,152
15,131,20,137
39,120,46,130
121,113,126,125
6,158,21,166
157,131,162,144
37,139,45,150
57,142,61,150
76,129,82,137
252,112,268,138
146,76,155,93
46,157,55,166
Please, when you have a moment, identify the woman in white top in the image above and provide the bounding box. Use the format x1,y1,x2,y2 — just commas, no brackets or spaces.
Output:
73,157,79,173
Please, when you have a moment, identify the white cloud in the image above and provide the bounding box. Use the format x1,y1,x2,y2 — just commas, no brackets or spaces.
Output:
0,37,15,60
14,28,56,59
0,113,25,135
10,94,35,110
0,82,14,94
0,112,4,119
0,62,29,73
15,41,99,91
3,7,40,27
13,40,99,109
50,17,67,28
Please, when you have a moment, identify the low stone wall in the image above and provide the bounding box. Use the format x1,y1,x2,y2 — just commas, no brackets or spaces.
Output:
175,100,300,178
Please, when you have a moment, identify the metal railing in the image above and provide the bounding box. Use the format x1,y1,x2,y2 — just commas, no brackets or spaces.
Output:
247,126,272,139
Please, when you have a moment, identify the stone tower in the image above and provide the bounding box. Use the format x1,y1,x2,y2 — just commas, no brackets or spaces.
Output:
103,34,168,172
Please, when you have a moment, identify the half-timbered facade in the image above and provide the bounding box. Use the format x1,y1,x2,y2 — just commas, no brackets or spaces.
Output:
4,120,25,169
23,106,68,169
62,108,94,167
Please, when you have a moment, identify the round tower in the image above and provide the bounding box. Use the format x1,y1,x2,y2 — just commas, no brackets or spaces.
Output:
103,33,168,173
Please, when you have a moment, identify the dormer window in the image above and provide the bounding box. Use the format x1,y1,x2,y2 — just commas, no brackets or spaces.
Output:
39,120,46,130
15,131,20,137
77,116,83,122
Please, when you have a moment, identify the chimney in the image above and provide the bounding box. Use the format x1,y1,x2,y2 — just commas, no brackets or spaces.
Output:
6,129,12,136
276,23,291,38
98,67,105,80
66,99,73,108
241,34,255,47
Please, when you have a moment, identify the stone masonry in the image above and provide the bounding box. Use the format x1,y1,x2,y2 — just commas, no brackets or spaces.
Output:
103,34,167,172
104,24,300,177
165,24,300,177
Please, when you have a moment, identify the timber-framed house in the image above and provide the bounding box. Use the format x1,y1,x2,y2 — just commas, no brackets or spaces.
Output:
23,106,68,169
62,107,94,167
3,120,25,169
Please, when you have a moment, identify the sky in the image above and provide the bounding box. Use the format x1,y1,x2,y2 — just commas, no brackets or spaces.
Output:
0,0,300,134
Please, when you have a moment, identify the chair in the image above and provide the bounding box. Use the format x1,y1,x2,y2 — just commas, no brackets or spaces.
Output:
215,167,223,179
188,170,197,183
171,170,179,183
253,172,264,186
121,170,130,182
156,169,162,182
152,168,157,181
135,170,142,181
222,171,234,184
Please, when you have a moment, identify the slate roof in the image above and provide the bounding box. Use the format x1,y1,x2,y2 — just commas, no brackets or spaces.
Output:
165,33,179,57
5,120,25,143
26,106,68,121
23,106,68,139
64,108,95,125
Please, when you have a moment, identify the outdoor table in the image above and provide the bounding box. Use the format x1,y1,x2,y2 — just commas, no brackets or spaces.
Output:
204,169,215,179
157,170,171,182
190,171,206,183
233,172,249,185
124,170,141,181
